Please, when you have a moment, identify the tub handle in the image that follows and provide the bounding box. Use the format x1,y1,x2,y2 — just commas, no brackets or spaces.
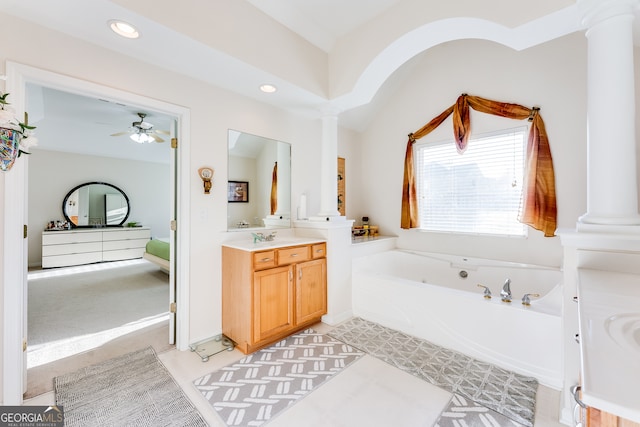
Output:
477,284,492,299
522,293,540,306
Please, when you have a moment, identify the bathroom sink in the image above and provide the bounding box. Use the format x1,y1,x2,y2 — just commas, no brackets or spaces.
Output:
604,313,640,352
578,268,640,424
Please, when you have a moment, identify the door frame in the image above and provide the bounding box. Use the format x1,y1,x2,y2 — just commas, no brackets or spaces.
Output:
2,62,192,404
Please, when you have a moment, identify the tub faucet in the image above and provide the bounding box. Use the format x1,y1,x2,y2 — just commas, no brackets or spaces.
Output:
521,293,540,306
500,279,512,302
477,284,492,299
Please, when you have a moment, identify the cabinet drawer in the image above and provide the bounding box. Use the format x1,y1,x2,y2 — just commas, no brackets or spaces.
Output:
103,229,151,241
42,231,101,245
253,250,276,270
103,238,149,251
42,252,102,268
311,243,326,259
278,246,310,265
103,248,145,262
42,241,102,256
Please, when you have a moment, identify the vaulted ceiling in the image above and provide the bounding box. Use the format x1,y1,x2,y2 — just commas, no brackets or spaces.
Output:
0,1,620,162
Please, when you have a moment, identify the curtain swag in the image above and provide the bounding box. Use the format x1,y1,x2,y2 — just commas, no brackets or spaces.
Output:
401,94,557,237
270,161,278,215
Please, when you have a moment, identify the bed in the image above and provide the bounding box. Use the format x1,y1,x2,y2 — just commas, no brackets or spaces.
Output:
143,237,170,272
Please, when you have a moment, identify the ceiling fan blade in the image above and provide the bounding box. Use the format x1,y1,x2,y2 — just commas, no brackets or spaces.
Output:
110,131,130,137
152,135,165,143
155,129,170,135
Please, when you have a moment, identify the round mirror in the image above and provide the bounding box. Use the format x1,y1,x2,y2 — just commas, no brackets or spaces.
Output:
62,182,130,227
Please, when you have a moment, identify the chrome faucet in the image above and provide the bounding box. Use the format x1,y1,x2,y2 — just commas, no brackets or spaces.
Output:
477,284,492,299
500,279,512,302
521,293,540,306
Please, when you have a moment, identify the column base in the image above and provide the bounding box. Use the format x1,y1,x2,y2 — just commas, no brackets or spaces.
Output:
578,213,640,227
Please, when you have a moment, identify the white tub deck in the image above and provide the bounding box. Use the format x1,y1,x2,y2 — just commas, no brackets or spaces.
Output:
351,248,563,389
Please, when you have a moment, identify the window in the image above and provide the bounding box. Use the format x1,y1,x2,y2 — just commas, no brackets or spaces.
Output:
415,127,527,236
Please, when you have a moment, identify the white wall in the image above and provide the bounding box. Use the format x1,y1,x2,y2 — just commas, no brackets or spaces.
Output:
356,34,588,267
27,150,170,267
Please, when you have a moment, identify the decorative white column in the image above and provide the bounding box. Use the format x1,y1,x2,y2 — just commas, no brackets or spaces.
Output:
578,0,640,227
310,107,344,221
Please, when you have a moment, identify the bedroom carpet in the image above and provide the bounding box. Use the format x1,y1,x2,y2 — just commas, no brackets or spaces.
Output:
193,329,364,427
328,317,538,427
26,259,171,399
55,346,206,427
28,259,169,368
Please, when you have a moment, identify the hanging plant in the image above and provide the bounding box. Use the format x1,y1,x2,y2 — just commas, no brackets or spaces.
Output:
0,92,37,171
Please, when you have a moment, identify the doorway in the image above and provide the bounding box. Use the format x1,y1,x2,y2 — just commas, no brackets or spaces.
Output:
26,84,176,397
3,62,192,403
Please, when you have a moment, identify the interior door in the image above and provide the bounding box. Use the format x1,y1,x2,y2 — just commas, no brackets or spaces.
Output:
169,120,178,345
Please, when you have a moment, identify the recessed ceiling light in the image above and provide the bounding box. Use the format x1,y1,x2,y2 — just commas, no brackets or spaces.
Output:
109,20,140,39
260,84,277,93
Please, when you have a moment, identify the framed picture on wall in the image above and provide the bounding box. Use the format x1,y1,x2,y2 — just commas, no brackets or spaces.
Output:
228,181,249,202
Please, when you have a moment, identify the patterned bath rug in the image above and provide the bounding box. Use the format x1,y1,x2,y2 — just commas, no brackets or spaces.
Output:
193,329,364,426
328,317,538,427
435,393,526,427
55,346,207,427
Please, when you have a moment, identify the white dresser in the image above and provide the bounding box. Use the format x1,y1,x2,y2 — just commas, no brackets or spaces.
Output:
41,227,151,268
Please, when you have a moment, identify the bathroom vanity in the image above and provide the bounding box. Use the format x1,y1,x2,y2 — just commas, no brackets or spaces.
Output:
222,238,327,354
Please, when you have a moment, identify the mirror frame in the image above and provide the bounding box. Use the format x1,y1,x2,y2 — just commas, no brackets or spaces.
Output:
62,181,131,228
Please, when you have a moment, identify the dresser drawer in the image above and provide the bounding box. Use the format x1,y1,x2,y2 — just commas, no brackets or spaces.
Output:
42,231,101,245
103,238,149,251
42,241,102,256
103,229,151,241
103,248,145,261
277,246,310,265
253,250,276,270
311,243,326,259
42,252,102,268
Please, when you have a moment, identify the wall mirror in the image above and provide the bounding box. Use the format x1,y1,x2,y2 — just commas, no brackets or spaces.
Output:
228,130,291,230
62,182,130,227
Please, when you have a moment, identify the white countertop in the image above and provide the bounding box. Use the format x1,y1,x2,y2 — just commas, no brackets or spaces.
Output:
577,268,640,424
222,237,325,252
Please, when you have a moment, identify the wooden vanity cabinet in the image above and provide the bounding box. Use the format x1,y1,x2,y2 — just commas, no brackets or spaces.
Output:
588,408,640,427
222,242,327,354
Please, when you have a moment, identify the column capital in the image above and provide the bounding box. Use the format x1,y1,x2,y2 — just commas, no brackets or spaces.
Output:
579,0,638,29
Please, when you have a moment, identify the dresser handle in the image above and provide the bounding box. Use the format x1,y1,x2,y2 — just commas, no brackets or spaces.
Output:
260,257,272,262
315,249,324,253
291,253,298,257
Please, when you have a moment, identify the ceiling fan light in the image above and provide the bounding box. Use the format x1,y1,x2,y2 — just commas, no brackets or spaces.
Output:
109,20,140,39
130,132,153,143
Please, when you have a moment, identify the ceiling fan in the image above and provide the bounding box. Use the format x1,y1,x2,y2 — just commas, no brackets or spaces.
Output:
110,112,169,143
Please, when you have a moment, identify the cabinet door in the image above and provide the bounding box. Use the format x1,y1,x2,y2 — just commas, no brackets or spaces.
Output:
295,258,327,325
253,265,294,343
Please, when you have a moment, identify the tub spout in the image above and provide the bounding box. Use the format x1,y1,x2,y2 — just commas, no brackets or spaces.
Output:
500,279,512,302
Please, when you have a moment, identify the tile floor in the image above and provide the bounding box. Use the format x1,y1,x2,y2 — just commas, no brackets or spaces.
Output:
24,322,566,427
